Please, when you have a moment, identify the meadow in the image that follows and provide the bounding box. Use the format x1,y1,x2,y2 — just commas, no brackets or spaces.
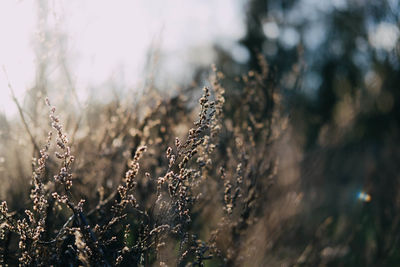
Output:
0,58,299,266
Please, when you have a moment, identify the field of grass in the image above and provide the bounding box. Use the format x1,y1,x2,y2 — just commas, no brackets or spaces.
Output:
0,59,302,266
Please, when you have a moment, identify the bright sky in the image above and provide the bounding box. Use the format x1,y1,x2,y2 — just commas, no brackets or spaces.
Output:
0,0,246,118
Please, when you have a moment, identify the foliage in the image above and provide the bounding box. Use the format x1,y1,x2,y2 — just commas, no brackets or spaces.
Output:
0,60,290,266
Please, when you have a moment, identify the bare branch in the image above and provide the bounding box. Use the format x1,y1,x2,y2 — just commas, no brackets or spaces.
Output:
2,66,41,155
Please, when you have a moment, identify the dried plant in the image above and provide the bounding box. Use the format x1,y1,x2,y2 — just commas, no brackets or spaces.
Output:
0,59,288,266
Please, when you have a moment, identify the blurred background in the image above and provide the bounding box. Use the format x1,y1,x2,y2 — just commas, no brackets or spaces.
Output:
0,0,246,116
1,0,400,265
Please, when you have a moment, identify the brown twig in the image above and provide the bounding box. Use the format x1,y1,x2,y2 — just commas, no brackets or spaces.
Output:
2,66,41,155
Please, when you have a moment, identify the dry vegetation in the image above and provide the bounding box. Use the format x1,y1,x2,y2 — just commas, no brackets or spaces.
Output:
0,58,300,266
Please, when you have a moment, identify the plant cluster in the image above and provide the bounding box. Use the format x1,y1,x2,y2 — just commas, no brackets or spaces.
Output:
0,59,287,266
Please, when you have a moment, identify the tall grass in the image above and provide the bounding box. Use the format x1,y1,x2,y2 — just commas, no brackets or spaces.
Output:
0,58,294,266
